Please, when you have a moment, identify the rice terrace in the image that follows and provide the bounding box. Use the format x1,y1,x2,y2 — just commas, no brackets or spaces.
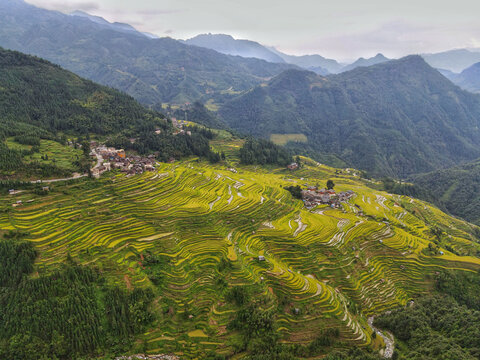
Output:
3,148,480,358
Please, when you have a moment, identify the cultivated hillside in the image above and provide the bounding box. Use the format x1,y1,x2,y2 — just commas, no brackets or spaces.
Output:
2,143,480,358
219,56,480,178
0,0,294,106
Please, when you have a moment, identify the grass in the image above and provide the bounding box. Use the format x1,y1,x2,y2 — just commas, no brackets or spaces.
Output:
1,142,480,357
6,137,82,172
270,134,308,146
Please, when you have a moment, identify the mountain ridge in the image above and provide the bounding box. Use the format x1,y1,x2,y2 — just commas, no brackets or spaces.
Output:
0,1,295,106
219,55,480,178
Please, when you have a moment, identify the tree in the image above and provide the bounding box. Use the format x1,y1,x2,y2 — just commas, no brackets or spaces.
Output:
327,180,335,190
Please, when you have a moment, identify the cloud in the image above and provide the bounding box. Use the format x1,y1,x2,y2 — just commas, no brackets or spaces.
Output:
283,20,480,61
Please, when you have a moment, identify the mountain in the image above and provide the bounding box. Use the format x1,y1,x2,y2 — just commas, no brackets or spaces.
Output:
0,0,294,106
269,47,343,74
70,10,159,38
449,62,480,93
0,47,163,137
184,33,285,63
0,47,221,176
219,56,480,178
423,48,480,73
340,53,390,72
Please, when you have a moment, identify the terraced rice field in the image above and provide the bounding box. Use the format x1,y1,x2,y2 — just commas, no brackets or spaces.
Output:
2,158,480,358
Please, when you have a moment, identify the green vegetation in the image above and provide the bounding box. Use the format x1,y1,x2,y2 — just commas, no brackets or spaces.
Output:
412,160,480,225
1,143,480,358
375,270,480,360
0,240,153,359
0,47,221,178
219,57,480,178
239,138,292,166
0,1,293,106
270,134,308,146
172,101,226,129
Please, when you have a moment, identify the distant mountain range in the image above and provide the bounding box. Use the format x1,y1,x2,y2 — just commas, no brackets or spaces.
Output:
340,53,390,72
184,34,285,64
440,62,480,93
219,56,480,178
181,34,480,78
0,0,294,106
422,49,480,73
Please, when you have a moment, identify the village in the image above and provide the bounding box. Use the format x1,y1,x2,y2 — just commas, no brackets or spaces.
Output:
301,186,355,209
90,144,157,178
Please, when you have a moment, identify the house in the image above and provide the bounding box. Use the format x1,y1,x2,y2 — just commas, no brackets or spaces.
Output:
258,255,265,261
117,149,126,159
42,186,50,192
8,189,15,195
287,162,299,171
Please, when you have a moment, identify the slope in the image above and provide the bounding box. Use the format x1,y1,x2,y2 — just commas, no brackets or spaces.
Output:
2,145,480,358
412,160,480,225
0,0,294,106
219,56,480,178
0,47,219,178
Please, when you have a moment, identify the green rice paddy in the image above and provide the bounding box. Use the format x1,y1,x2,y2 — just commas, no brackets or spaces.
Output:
2,154,480,358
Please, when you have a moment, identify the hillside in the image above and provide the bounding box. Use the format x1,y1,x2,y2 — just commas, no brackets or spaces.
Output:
2,140,480,358
219,56,480,178
0,0,294,106
412,160,480,225
0,47,220,178
184,34,285,63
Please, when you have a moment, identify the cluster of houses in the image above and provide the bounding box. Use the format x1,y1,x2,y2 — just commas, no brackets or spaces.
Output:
287,162,299,171
90,145,156,178
301,186,355,209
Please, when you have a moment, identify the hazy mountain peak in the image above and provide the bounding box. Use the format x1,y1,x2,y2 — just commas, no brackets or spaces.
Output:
341,53,390,72
185,33,286,63
70,10,109,24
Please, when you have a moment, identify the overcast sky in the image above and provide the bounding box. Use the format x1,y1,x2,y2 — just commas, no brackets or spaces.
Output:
26,0,480,62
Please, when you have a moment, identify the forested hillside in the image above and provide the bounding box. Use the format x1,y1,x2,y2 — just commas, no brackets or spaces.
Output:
219,56,480,178
0,0,294,106
0,240,154,359
412,160,480,225
0,47,220,177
